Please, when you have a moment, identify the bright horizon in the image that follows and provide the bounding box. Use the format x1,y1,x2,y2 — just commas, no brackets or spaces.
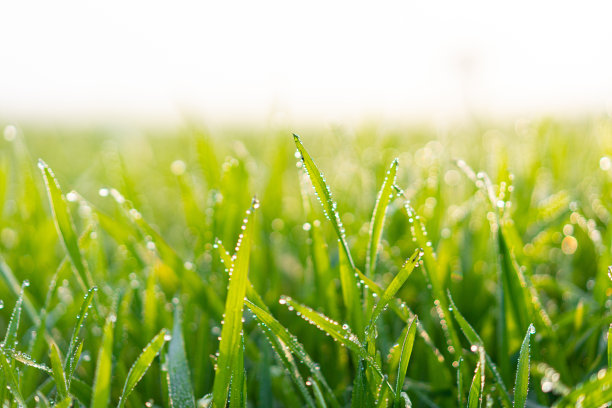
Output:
2,0,612,125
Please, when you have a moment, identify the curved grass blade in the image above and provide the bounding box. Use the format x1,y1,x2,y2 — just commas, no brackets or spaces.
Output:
245,299,336,408
117,328,169,408
65,286,96,383
4,280,27,349
49,341,69,399
393,317,417,408
38,160,92,290
368,249,420,331
551,369,612,407
168,304,196,408
448,291,512,407
212,198,258,408
282,297,393,395
366,159,398,277
513,324,534,408
91,315,114,408
0,351,26,406
293,134,355,269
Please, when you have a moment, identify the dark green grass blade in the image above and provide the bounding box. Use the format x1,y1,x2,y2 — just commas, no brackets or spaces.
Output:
368,249,420,330
245,299,336,407
513,324,534,407
366,158,398,277
49,341,68,399
448,291,512,407
38,160,92,290
118,328,169,408
352,359,374,408
65,286,96,383
212,198,258,408
393,317,417,408
168,304,196,408
91,315,114,408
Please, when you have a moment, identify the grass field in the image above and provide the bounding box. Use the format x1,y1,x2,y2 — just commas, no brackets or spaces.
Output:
0,118,612,407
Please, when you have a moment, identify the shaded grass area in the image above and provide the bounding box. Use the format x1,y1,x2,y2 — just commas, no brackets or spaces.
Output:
0,118,611,406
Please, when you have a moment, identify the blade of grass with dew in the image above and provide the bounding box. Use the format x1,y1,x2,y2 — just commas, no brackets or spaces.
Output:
212,198,258,408
3,281,27,350
117,328,169,408
551,369,612,407
229,336,246,408
0,255,39,325
65,286,96,383
368,249,420,330
366,158,398,277
447,291,512,407
352,359,374,407
282,297,393,395
457,357,465,406
91,314,114,408
514,324,534,408
38,160,92,290
0,351,26,406
393,317,417,408
245,299,336,408
467,355,484,408
168,304,196,408
339,241,364,338
49,341,68,400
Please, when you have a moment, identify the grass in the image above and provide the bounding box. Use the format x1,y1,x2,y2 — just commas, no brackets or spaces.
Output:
0,118,611,406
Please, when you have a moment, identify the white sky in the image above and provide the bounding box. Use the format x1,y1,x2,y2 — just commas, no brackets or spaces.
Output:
1,0,612,124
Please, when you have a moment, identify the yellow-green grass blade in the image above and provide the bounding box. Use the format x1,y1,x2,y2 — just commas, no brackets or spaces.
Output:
228,336,246,408
368,249,420,332
91,314,114,408
38,160,92,290
212,199,258,408
551,369,612,407
55,396,72,408
245,299,338,408
0,256,39,325
608,324,612,369
49,341,69,399
3,280,27,349
393,317,417,408
168,304,196,408
467,351,485,408
0,351,26,406
339,241,364,338
513,324,534,407
366,159,398,277
117,328,169,408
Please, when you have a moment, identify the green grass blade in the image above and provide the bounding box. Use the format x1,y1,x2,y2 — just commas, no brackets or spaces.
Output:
608,324,612,369
393,317,417,408
91,314,114,408
293,134,355,268
38,160,92,290
168,304,196,408
65,286,97,382
3,280,27,349
368,249,420,330
0,351,26,406
0,256,39,325
212,198,258,408
228,336,246,408
457,357,465,406
55,396,72,408
467,358,483,408
552,369,612,407
513,324,534,407
49,341,69,399
117,328,169,408
366,159,398,277
352,359,373,407
339,241,364,337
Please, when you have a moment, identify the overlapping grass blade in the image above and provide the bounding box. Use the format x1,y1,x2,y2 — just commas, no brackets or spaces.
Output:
393,317,417,408
212,198,258,408
38,160,92,290
351,359,373,407
513,324,534,407
168,304,196,408
49,341,68,399
65,286,96,383
0,351,26,406
366,159,398,277
117,328,168,407
91,315,114,408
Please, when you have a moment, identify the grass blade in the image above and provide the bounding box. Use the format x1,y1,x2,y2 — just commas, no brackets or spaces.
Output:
212,198,258,408
467,351,484,408
65,286,97,383
513,324,534,407
0,351,26,406
3,280,27,349
552,369,612,407
339,241,364,337
49,341,69,399
368,249,421,330
168,304,196,408
91,315,114,408
38,160,92,290
393,317,417,408
351,359,373,407
228,336,246,408
608,324,612,369
366,159,398,277
117,328,169,407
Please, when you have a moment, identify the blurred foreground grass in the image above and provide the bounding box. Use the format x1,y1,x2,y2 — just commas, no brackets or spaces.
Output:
0,118,612,407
